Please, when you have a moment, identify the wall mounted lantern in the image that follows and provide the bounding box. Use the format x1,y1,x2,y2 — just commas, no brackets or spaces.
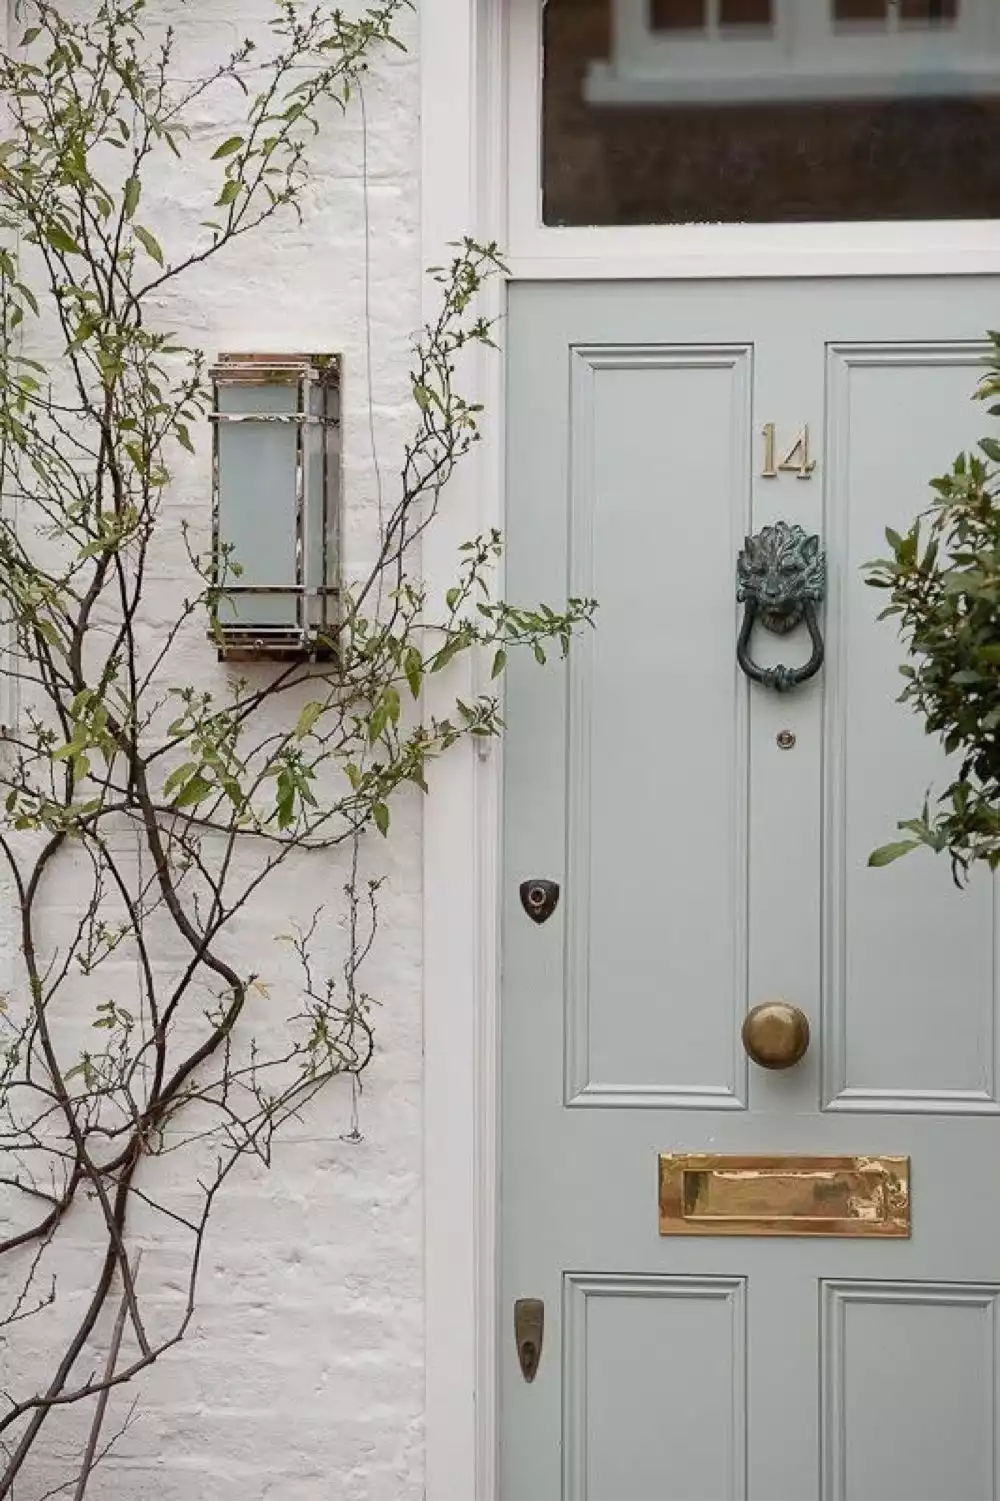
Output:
210,352,341,660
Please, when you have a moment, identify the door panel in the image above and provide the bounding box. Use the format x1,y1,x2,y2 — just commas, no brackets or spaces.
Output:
501,278,1000,1501
820,1282,1000,1501
567,346,751,1105
822,346,1000,1112
563,1275,747,1501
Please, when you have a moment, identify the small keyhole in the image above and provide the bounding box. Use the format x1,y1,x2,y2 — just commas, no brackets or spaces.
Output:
776,730,796,750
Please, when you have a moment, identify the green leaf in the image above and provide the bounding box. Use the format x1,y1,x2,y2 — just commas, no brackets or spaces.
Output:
164,761,199,796
404,646,423,699
295,700,324,740
45,225,82,257
133,224,164,267
217,180,241,208
373,800,390,836
368,704,389,744
382,685,401,725
868,840,920,868
212,136,245,160
173,774,213,809
430,637,463,674
276,784,295,829
491,648,507,679
123,176,141,220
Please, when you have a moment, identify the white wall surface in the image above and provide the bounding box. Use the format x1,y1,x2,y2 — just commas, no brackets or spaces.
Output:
1,3,426,1496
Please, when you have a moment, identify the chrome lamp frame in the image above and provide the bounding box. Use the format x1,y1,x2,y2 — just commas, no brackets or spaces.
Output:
209,352,341,661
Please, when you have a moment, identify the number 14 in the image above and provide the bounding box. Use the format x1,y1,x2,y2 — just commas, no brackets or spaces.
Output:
761,423,816,480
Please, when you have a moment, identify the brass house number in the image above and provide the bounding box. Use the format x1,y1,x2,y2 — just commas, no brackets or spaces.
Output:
761,423,816,480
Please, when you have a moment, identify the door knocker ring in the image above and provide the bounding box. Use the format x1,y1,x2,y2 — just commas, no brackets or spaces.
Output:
736,522,826,693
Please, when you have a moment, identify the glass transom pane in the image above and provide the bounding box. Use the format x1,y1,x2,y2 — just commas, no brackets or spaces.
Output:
650,0,705,30
543,0,1000,225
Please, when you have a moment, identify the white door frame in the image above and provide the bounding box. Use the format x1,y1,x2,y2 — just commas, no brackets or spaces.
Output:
419,4,1000,1495
421,3,506,1496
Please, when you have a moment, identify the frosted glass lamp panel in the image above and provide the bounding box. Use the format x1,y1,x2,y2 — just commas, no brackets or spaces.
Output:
216,381,298,630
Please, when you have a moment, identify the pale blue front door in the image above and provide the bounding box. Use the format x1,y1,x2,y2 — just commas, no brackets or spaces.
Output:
501,278,1000,1501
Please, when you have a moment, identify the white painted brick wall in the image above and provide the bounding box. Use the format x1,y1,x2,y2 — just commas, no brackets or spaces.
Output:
1,4,426,1496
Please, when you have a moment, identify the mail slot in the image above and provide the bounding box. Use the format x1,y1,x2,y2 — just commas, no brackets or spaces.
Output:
658,1154,910,1237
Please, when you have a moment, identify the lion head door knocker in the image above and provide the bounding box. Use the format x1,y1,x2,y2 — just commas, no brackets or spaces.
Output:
736,522,826,693
520,879,560,925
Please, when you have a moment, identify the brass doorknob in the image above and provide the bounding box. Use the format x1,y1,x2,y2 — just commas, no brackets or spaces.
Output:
741,1002,810,1070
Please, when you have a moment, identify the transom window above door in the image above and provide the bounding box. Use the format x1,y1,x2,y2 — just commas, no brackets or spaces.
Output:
649,0,958,29
833,0,959,27
650,0,774,31
541,0,1000,225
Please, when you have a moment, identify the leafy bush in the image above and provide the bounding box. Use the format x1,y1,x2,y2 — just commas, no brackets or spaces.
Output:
866,332,1000,881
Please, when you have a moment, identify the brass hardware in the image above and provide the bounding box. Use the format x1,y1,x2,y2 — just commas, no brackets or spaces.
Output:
658,1154,910,1238
776,730,796,750
520,879,560,925
742,1001,810,1069
514,1298,544,1382
761,422,817,479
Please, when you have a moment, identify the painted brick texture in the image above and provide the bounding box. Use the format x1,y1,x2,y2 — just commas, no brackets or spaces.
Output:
0,3,425,1497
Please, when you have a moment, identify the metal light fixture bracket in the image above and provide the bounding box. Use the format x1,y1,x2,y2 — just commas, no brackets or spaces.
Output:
209,352,342,662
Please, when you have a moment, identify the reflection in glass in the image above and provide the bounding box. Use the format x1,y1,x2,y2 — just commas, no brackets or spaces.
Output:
651,0,772,27
650,0,705,30
719,0,772,26
834,0,889,22
899,0,958,21
544,0,1000,224
834,0,958,24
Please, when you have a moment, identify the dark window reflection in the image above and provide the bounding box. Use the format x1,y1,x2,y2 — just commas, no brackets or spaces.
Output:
899,0,957,21
651,0,706,30
543,0,1000,225
833,0,957,20
834,0,888,21
719,0,773,26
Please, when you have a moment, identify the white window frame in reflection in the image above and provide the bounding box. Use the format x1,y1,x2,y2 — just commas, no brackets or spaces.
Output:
650,0,775,34
586,0,1000,105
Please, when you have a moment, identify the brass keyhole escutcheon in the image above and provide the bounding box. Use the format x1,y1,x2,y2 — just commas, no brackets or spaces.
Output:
514,1298,544,1382
742,1002,810,1070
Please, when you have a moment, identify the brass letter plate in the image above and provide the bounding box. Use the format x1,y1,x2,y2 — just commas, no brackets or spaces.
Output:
658,1154,910,1238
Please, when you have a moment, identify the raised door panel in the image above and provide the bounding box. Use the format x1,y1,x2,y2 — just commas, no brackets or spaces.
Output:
564,1274,747,1501
822,344,1000,1113
822,1282,1000,1501
566,346,751,1108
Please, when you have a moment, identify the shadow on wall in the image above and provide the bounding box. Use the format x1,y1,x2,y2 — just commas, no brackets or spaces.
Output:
542,0,1000,225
